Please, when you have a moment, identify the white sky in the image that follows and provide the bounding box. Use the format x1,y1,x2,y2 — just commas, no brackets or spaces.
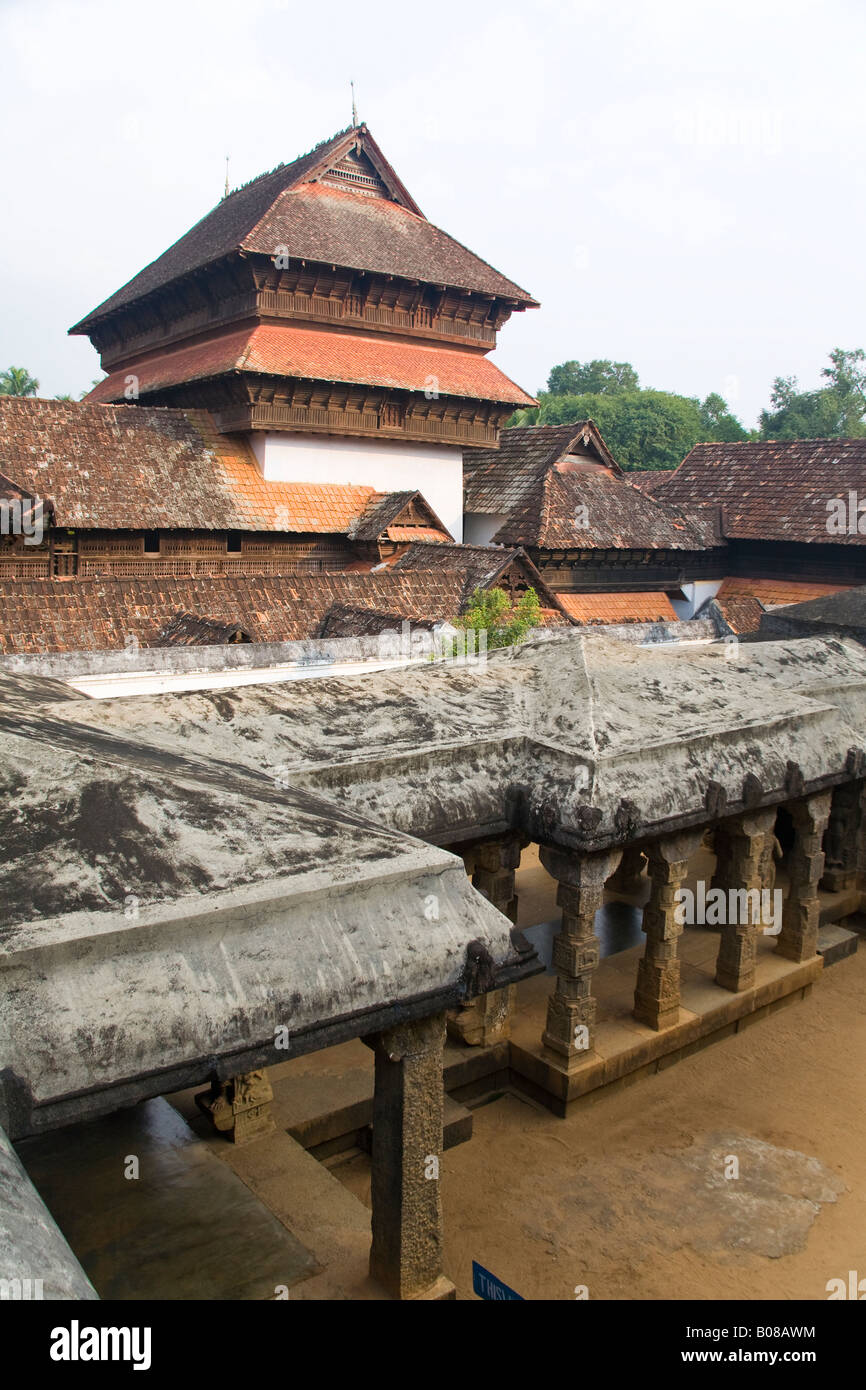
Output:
1,0,863,428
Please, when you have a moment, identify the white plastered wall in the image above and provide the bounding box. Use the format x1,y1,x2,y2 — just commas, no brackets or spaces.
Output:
251,433,464,541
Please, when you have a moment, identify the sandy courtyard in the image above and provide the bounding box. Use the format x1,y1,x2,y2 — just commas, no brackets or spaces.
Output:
334,944,866,1301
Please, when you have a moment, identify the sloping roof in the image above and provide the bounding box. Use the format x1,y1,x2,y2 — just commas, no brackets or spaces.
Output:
155,612,252,645
71,126,536,333
390,540,569,618
655,439,866,544
556,591,679,625
715,577,853,606
0,398,398,533
628,469,676,494
464,421,621,515
491,468,713,551
757,585,866,643
348,490,452,543
0,572,469,654
317,604,441,638
86,322,536,407
710,595,765,636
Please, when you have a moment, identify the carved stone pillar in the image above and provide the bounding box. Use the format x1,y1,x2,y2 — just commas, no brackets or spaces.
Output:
634,829,704,1030
777,792,832,962
195,1068,275,1145
368,1013,452,1300
820,779,866,892
713,809,777,992
447,833,525,1047
538,844,622,1062
607,844,647,896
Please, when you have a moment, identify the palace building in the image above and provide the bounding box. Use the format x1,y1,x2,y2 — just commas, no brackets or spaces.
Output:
71,122,537,544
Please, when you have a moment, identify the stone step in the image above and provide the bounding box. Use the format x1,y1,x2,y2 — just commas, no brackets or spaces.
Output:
817,923,859,967
357,1095,473,1156
279,1060,474,1160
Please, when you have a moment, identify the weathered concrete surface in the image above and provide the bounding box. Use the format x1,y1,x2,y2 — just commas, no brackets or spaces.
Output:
42,632,866,853
3,630,865,1137
0,1122,97,1300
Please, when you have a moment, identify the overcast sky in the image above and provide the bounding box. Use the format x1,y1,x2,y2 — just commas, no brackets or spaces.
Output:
1,0,863,427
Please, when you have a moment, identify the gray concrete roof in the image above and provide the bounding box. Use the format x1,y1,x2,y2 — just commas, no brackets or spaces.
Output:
4,631,866,1136
45,631,866,851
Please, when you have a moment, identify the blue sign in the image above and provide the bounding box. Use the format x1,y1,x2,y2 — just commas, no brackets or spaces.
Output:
472,1260,523,1301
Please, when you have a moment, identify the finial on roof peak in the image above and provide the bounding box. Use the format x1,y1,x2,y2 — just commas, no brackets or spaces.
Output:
351,80,358,130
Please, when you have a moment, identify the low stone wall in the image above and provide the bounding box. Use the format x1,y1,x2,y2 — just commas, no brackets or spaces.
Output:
0,619,719,683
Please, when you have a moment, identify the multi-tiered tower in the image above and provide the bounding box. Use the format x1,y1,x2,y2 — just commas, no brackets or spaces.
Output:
70,125,538,538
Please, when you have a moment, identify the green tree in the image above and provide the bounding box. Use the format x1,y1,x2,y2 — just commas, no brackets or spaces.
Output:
546,359,640,396
509,386,748,469
0,366,39,397
759,349,866,439
455,586,542,650
699,393,749,442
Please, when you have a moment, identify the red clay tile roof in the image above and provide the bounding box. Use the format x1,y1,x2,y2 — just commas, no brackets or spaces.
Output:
87,322,536,407
348,490,452,543
0,398,428,534
0,571,469,654
655,440,866,544
710,595,765,636
627,469,676,493
464,421,621,514
385,526,450,544
491,468,712,551
71,126,536,332
556,591,679,625
715,577,853,606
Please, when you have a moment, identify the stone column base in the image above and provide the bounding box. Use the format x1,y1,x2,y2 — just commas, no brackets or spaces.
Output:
195,1069,275,1145
447,985,515,1047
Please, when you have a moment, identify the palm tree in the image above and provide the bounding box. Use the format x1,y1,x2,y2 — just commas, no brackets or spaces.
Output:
0,366,39,397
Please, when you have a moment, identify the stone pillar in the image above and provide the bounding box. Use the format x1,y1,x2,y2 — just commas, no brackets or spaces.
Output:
713,809,777,992
634,829,704,1030
368,1013,452,1300
777,792,832,962
820,779,866,892
607,844,647,896
195,1068,275,1145
447,834,524,1047
538,844,622,1063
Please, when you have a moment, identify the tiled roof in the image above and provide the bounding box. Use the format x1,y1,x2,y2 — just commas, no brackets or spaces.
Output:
711,595,765,636
317,604,440,638
0,398,401,533
655,439,866,544
348,490,452,543
556,591,679,625
391,540,569,618
71,127,536,332
491,468,712,551
628,469,676,493
715,577,853,606
87,322,536,407
156,612,252,645
464,421,620,514
0,571,469,654
385,525,451,544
